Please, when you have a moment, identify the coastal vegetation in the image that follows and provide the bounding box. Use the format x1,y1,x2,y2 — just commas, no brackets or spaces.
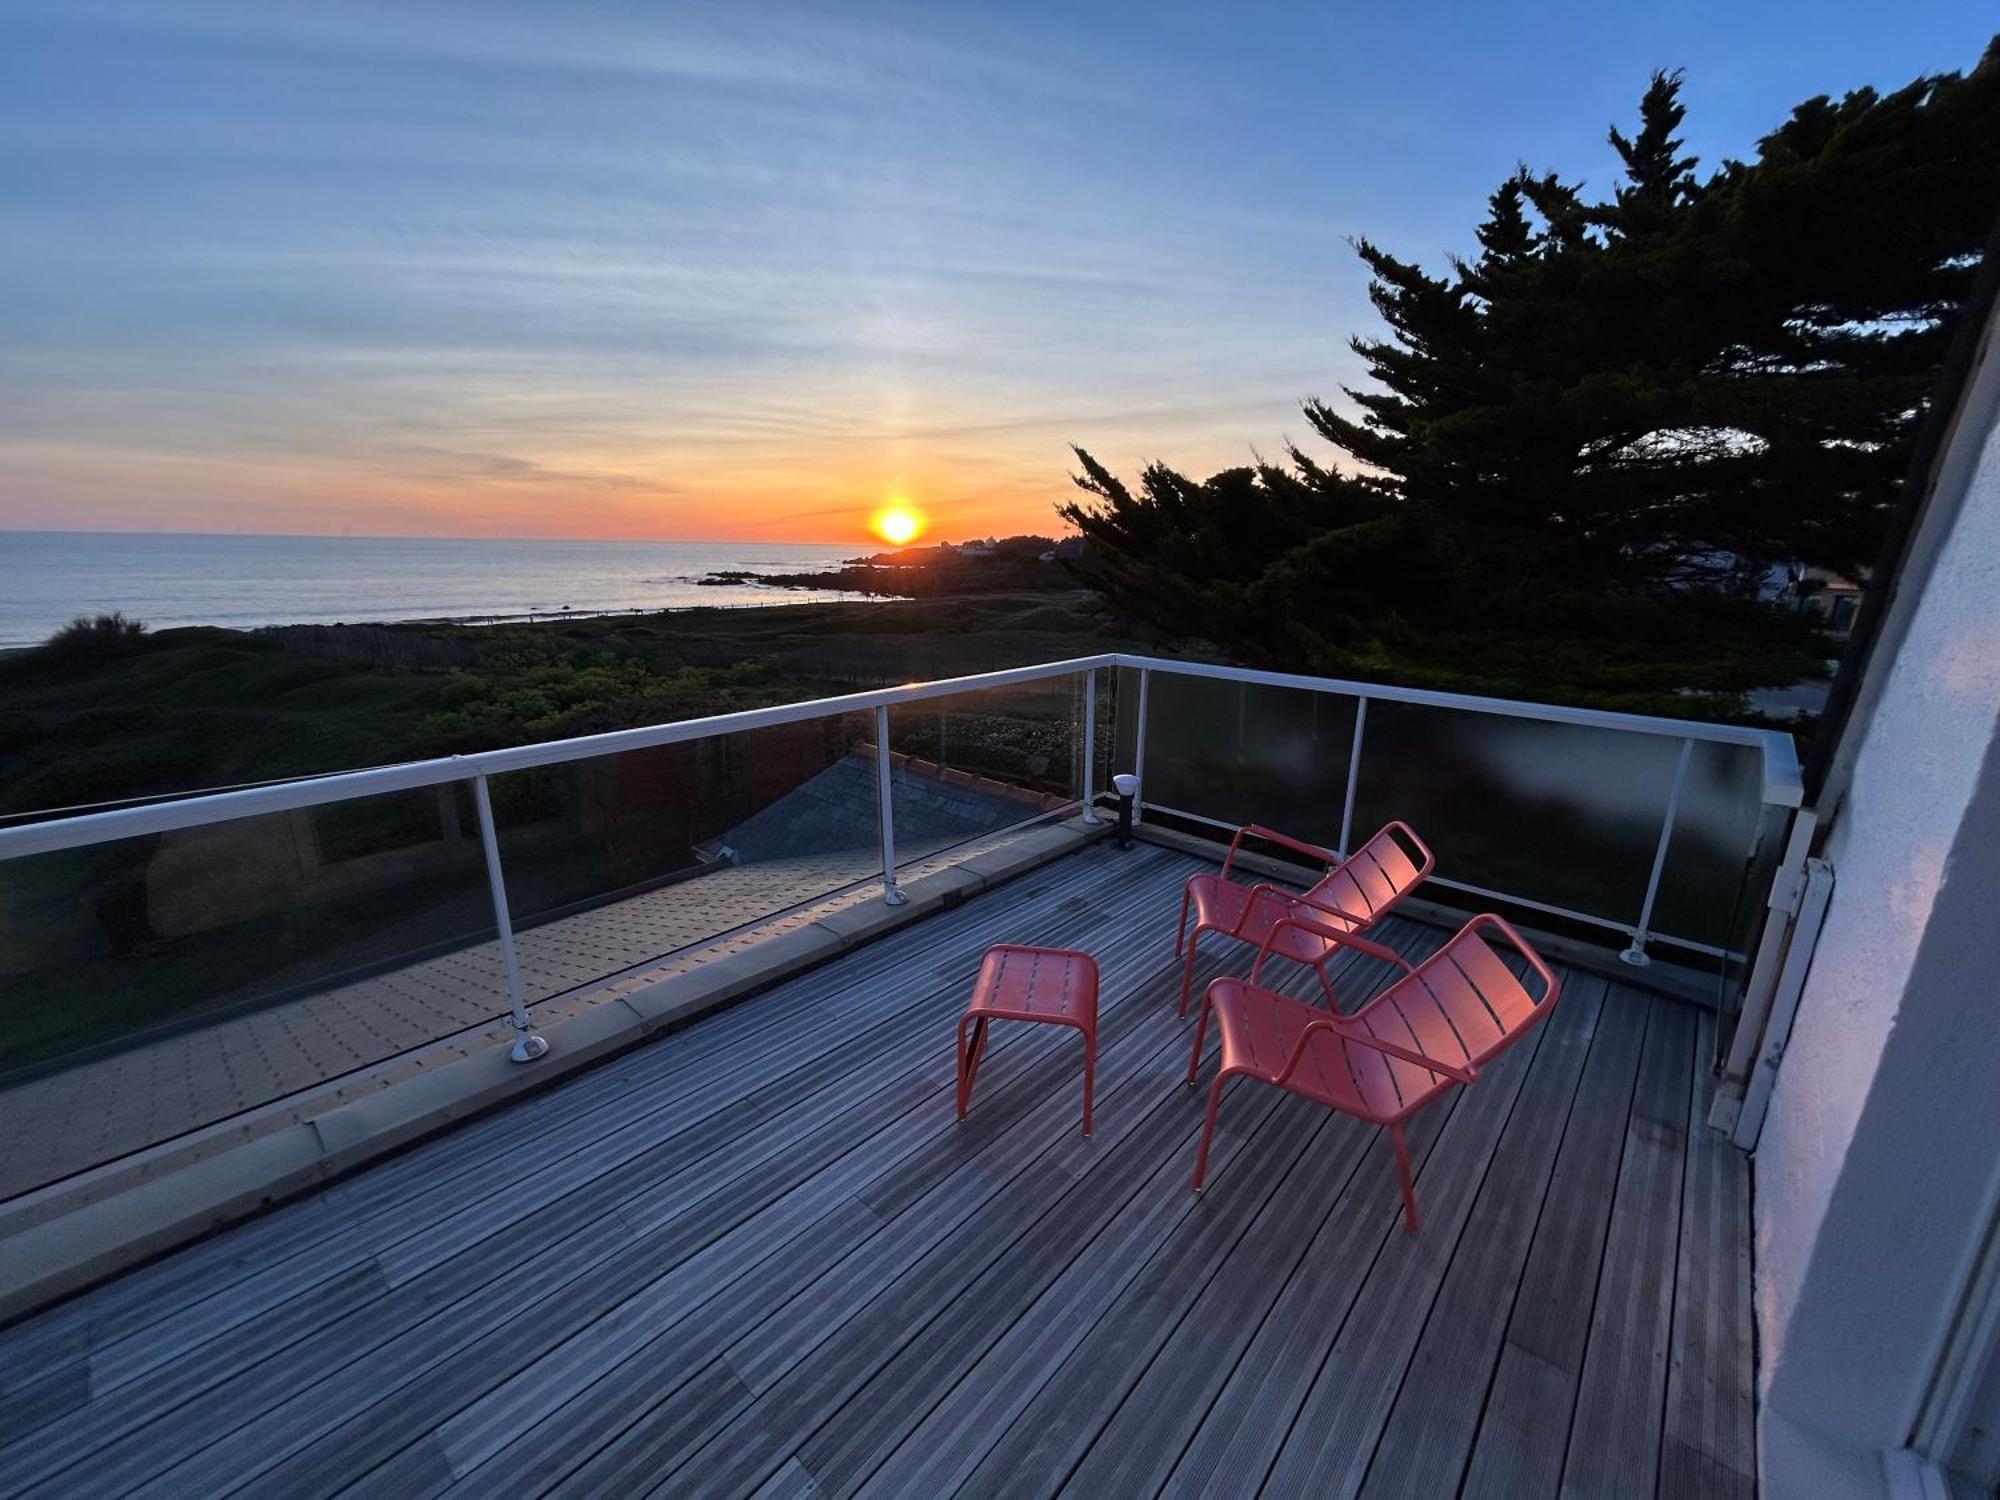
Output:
0,589,1131,819
1064,45,2000,711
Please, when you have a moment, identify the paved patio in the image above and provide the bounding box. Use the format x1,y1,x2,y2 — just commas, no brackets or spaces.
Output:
0,842,1754,1497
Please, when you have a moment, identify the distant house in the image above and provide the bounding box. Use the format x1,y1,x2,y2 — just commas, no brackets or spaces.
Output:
1774,563,1867,635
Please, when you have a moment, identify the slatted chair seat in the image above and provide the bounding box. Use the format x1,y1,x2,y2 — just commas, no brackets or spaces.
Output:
1185,913,1560,1231
1174,822,1433,1016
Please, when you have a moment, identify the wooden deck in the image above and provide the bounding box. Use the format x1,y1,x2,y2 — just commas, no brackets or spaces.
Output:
0,843,1755,1499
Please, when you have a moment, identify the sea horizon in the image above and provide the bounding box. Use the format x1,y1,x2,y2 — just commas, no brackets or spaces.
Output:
0,526,860,546
0,531,877,648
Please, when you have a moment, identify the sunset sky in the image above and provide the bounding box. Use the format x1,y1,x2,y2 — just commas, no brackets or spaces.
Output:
1,1,1990,546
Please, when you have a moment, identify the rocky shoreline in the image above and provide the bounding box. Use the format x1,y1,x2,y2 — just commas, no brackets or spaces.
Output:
698,535,1081,598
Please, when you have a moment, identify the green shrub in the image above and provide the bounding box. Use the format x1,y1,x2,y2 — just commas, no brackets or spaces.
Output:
40,612,148,668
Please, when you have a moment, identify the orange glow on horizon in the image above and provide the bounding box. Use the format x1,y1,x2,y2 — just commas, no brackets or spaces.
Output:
2,439,1085,545
870,501,925,547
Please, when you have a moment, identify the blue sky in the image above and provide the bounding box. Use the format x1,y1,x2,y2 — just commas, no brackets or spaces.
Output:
0,0,1991,541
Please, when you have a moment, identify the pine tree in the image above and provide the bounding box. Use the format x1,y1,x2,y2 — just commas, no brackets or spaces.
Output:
1061,42,2000,713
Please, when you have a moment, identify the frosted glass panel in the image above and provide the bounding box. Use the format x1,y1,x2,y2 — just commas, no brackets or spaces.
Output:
1651,740,1770,948
1350,701,1684,928
1142,674,1359,853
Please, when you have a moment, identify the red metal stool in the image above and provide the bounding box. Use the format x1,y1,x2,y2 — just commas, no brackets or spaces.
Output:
956,944,1100,1135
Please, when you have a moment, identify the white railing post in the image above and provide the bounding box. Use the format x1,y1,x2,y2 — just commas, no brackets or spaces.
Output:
1080,670,1100,823
1131,669,1151,826
471,774,547,1062
875,706,907,906
1621,738,1694,968
1339,696,1368,858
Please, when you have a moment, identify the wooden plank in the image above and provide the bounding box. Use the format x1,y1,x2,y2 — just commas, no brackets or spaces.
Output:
1559,997,1696,1500
658,1090,1233,1498
15,1016,949,1490
1354,974,1610,1500
369,859,1143,1282
750,1458,826,1499
1458,986,1653,1500
868,1106,1357,1500
805,1094,1328,1498
1659,1011,1755,1500
0,849,1124,1379
179,1066,986,1498
727,925,1411,1402
548,924,1288,1496
790,1088,1304,1497
21,854,1189,1496
1017,1119,1372,1500
0,1361,89,1449
214,863,1210,1497
447,1029,1155,1499
556,1088,1192,1496
1146,1108,1469,1494
1253,958,1572,1498
0,843,1760,1500
433,942,1169,1479
428,923,1243,1495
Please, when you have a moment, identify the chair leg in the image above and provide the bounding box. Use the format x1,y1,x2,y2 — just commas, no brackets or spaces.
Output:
1192,1074,1229,1190
1174,886,1192,957
1178,930,1201,1017
1186,988,1213,1086
1390,1124,1420,1233
1080,1026,1095,1137
956,1016,987,1120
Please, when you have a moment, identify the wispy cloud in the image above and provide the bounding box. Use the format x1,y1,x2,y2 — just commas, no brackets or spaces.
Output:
1,0,1989,541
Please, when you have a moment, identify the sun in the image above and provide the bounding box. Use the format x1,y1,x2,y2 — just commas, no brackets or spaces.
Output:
870,502,925,547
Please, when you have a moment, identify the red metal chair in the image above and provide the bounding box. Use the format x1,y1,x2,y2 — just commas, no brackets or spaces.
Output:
1173,821,1433,1016
1185,913,1559,1231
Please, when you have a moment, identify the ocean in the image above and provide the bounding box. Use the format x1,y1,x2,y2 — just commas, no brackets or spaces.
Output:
0,533,872,648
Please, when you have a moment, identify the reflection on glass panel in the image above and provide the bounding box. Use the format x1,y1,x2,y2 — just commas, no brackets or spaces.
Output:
490,714,877,1003
1083,667,1117,816
1112,665,1142,793
0,787,501,1199
1142,674,1359,853
885,679,1080,867
1650,740,1770,950
1350,701,1684,928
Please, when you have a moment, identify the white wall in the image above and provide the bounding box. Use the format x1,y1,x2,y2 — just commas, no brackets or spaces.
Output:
1756,341,2000,1492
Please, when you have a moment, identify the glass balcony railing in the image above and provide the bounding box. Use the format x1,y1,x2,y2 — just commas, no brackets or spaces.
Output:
488,713,882,1005
885,674,1088,873
0,653,1802,1201
1109,660,1801,1059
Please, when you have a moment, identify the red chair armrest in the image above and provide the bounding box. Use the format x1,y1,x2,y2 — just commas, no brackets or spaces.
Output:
1245,882,1376,930
1276,1019,1477,1089
1239,824,1339,867
1250,915,1417,985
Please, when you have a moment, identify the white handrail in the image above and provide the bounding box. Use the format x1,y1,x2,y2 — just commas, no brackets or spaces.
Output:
0,655,1118,859
0,651,1801,861
1114,654,1804,810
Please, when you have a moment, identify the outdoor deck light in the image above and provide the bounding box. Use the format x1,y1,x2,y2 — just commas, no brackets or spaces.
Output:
1113,773,1140,849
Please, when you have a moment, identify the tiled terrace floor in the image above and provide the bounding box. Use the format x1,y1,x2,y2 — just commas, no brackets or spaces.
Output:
0,843,1754,1498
